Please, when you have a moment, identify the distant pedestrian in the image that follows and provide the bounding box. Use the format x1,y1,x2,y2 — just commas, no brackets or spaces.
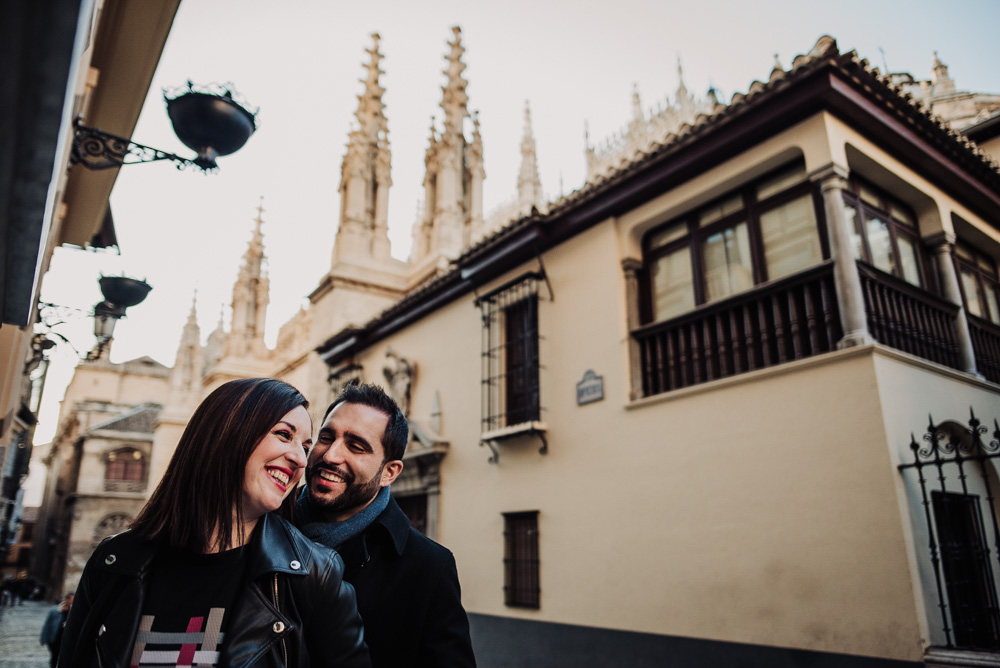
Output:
41,591,74,668
17,575,34,604
0,577,13,606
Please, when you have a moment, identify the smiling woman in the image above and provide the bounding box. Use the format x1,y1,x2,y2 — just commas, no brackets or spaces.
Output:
57,378,371,668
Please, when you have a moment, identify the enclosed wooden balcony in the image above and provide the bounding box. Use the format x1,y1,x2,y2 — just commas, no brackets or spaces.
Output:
632,261,1000,397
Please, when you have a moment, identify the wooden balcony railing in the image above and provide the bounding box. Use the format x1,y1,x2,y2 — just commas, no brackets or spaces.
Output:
857,263,961,372
969,315,1000,384
632,262,842,396
632,260,1000,399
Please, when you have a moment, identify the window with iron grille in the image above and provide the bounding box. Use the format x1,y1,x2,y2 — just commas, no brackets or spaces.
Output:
478,273,542,433
933,491,1000,649
503,511,539,608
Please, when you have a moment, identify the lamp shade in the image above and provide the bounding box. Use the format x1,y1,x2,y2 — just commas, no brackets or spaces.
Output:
99,276,152,308
166,85,257,170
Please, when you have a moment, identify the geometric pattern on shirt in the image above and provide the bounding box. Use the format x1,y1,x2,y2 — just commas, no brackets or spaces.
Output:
130,608,225,668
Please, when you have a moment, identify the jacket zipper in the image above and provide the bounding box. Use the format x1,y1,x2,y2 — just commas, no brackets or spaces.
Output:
272,574,286,666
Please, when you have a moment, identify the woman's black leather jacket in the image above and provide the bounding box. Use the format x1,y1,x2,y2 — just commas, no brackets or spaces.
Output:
57,513,371,668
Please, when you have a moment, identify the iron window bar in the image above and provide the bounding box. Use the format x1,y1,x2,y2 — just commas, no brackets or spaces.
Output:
503,511,540,609
898,409,1000,650
476,270,550,463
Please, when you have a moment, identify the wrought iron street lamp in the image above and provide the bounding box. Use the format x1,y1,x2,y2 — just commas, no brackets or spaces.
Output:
38,275,152,360
71,81,258,173
88,275,153,359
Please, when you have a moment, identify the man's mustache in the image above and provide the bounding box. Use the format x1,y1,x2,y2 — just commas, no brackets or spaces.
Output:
306,463,355,485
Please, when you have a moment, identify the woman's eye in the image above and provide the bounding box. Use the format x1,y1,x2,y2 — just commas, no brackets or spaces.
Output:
274,430,291,439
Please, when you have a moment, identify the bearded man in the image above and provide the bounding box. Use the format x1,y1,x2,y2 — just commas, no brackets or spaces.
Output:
296,382,476,668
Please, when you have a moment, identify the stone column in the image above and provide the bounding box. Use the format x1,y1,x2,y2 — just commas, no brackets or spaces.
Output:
622,258,644,400
812,165,873,348
928,232,979,375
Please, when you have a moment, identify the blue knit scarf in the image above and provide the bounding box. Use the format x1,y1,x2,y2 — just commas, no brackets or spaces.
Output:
295,485,390,550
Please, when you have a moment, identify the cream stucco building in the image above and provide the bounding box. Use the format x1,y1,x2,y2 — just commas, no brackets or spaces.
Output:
38,31,1000,668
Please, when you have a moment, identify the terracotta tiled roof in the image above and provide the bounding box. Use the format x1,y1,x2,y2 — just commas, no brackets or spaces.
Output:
457,36,998,266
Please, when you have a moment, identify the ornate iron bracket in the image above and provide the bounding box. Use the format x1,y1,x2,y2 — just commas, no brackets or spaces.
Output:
69,117,204,172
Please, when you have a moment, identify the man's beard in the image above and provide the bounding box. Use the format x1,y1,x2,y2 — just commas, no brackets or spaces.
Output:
306,463,384,519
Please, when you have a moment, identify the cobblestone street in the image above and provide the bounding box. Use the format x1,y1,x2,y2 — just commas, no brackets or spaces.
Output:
0,601,52,668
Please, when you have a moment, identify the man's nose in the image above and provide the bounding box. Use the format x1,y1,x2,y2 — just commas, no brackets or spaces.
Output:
320,438,348,465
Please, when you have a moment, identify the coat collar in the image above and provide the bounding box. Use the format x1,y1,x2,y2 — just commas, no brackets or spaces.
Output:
93,530,156,578
375,495,411,557
93,514,306,580
337,496,411,568
245,513,309,579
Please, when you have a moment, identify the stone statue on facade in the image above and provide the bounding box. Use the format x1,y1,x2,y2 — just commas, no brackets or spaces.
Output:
383,349,415,416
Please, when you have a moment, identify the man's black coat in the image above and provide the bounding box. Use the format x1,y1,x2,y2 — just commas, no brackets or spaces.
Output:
331,496,477,668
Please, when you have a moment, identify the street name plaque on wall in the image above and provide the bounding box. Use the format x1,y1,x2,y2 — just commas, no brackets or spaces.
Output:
576,369,604,405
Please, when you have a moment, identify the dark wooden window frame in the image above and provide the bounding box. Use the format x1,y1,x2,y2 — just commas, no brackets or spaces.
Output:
640,162,829,325
105,448,145,482
503,510,540,609
841,177,930,289
955,241,1000,325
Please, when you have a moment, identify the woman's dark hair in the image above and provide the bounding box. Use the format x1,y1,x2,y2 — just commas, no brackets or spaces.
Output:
131,378,308,553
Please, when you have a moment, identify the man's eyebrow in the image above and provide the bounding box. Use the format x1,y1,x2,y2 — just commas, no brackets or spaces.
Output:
316,425,374,453
342,429,374,453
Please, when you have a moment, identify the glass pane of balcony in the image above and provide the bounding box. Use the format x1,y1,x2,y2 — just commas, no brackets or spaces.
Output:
652,248,695,320
896,233,923,287
703,222,752,303
760,194,822,281
866,215,894,275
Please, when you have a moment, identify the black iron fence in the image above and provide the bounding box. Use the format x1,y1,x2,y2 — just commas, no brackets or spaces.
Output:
899,411,1000,650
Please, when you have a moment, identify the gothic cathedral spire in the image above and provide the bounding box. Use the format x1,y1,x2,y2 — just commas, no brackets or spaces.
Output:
517,101,542,217
169,291,203,402
227,198,270,359
411,26,484,269
334,32,393,265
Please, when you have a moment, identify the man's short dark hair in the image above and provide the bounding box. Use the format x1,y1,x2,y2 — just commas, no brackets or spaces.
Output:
326,382,408,462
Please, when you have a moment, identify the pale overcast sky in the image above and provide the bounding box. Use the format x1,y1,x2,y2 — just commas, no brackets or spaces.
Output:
32,0,1000,458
